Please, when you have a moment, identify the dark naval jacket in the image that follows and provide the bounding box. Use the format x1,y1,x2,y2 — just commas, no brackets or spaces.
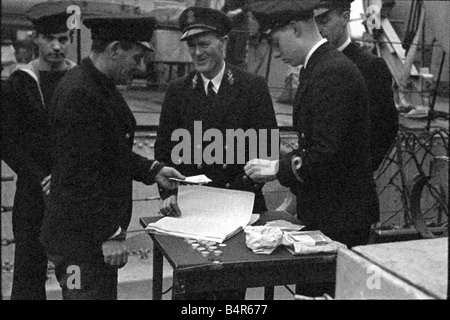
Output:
155,63,278,213
343,42,399,171
41,58,163,260
2,59,76,183
276,42,379,234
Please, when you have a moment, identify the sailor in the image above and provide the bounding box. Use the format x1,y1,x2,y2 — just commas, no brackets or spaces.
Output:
40,15,185,300
154,6,278,300
314,0,399,172
155,6,278,217
2,2,77,300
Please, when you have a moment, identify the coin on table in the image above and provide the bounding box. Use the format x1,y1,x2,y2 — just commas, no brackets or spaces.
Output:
209,257,221,263
218,243,227,247
213,250,223,256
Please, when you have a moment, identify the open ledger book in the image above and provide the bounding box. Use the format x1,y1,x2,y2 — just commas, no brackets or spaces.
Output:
145,185,256,243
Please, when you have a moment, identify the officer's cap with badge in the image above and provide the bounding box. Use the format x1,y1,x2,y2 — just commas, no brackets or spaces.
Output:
313,0,354,18
24,1,73,35
83,15,157,51
247,0,322,38
178,6,232,41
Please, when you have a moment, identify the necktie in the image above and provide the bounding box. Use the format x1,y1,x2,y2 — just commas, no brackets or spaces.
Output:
207,81,216,99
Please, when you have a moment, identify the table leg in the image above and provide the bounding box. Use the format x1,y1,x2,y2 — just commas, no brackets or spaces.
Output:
152,244,163,300
264,286,275,300
172,271,187,300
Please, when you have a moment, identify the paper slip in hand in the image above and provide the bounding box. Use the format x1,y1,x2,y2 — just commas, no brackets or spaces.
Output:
247,159,278,176
169,175,212,184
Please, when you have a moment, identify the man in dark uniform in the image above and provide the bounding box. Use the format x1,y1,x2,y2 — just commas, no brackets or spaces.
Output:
155,6,278,216
154,6,278,299
1,3,77,300
245,0,379,296
314,0,399,172
40,16,185,300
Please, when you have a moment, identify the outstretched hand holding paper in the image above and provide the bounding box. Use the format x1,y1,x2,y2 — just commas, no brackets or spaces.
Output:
169,174,212,184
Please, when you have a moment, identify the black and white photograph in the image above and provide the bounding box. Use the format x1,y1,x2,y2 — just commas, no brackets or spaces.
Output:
1,0,448,306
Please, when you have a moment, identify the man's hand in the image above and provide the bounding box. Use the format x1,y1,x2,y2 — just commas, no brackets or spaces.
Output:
41,175,51,195
155,167,186,190
159,195,181,217
244,159,279,183
102,240,128,268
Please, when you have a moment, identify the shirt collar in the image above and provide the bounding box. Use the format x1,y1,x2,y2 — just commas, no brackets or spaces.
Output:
337,36,352,52
200,61,226,94
304,38,328,69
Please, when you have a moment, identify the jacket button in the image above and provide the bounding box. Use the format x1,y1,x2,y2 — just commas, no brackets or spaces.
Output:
225,183,231,189
301,133,305,139
125,133,131,139
222,164,227,169
253,184,260,190
197,164,202,170
242,175,248,181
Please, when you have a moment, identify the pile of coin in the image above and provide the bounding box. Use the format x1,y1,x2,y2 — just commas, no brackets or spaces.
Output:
184,238,228,262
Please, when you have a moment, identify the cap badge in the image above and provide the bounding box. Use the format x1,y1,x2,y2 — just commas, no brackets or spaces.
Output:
187,11,195,24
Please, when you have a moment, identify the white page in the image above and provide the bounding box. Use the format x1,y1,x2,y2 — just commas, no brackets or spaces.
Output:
146,185,255,242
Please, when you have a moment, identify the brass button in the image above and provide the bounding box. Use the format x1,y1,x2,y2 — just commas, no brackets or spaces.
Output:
301,133,305,139
125,133,131,139
197,164,203,170
225,183,231,189
222,164,227,169
242,175,248,181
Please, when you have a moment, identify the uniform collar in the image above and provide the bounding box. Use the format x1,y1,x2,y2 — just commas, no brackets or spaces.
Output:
337,36,352,52
304,38,328,69
200,61,226,94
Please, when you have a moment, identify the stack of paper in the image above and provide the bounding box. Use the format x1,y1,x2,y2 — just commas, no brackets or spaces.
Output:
146,185,255,243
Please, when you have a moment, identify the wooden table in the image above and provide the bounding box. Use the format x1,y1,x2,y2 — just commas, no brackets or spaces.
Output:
140,211,337,300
